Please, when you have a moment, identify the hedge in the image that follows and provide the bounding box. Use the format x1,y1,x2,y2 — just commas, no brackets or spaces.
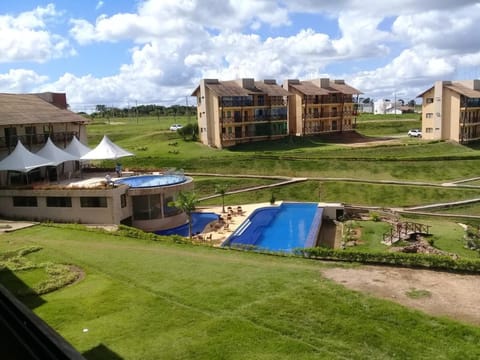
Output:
295,247,480,273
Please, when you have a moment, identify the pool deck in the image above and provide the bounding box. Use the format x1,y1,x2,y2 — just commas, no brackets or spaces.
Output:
195,202,276,246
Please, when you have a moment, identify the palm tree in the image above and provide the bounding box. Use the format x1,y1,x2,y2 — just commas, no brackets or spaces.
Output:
168,191,198,239
215,184,229,213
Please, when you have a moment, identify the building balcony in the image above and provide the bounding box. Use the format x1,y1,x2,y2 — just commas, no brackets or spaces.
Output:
221,117,287,125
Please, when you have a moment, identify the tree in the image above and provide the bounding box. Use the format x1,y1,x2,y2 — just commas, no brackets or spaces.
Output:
168,191,198,239
95,104,107,117
178,123,199,141
215,184,229,213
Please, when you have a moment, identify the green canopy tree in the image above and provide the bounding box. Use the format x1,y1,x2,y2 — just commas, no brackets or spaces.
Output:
168,191,199,239
215,184,229,213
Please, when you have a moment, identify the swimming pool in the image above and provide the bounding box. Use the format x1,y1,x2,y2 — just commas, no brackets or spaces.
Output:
225,202,323,252
154,212,219,237
115,174,186,188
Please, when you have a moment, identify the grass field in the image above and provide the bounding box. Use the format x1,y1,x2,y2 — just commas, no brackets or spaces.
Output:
2,225,480,359
86,116,480,183
3,114,480,359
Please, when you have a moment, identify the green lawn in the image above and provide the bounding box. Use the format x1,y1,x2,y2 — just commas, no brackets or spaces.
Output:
85,116,480,183
1,225,480,359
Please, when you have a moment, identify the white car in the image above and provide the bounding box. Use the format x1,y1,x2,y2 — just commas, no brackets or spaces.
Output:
169,124,183,131
407,129,422,138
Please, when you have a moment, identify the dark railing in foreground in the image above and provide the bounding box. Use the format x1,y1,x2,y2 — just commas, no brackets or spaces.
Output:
0,284,85,360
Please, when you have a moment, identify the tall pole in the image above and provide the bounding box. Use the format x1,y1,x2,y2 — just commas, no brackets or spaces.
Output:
394,91,397,120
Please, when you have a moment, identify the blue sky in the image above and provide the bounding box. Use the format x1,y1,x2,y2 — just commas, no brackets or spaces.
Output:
1,0,479,112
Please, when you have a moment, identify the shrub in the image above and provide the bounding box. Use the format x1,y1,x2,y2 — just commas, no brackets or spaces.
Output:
295,247,480,273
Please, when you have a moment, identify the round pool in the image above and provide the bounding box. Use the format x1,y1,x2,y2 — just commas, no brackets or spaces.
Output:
115,174,186,188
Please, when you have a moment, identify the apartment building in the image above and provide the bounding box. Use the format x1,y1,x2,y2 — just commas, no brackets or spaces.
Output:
283,79,361,136
191,78,291,148
418,80,480,143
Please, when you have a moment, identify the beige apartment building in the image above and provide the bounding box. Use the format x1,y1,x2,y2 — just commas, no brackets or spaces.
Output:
192,78,361,148
192,78,291,148
283,79,361,136
418,80,480,143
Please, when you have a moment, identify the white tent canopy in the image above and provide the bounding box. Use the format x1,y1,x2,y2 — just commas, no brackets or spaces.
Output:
81,135,134,160
0,140,54,172
36,137,78,165
64,136,92,158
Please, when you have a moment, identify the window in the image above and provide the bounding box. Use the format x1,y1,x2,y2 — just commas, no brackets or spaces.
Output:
13,196,37,207
426,98,434,104
80,197,107,208
121,194,127,208
163,195,181,217
25,126,37,146
426,113,433,118
426,127,433,133
46,197,72,207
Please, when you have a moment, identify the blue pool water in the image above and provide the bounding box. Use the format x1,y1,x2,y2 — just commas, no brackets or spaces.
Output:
225,202,322,253
154,212,219,237
116,174,186,188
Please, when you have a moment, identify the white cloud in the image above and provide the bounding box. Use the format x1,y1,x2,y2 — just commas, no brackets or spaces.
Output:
0,4,75,63
96,1,104,11
3,0,480,108
0,69,49,92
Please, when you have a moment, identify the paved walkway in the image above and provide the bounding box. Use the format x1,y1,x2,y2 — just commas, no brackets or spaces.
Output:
0,220,38,233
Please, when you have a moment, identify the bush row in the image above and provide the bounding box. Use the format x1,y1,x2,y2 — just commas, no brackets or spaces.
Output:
295,247,480,273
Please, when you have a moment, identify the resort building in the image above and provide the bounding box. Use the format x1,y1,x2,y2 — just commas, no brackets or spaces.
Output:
283,78,361,136
0,92,88,157
0,93,194,232
418,80,480,143
192,78,362,148
191,78,291,148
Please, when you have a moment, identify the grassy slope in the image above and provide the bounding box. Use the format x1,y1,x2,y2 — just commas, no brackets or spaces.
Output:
86,116,480,183
2,226,480,359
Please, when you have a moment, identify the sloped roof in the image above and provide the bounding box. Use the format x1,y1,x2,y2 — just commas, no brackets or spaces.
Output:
0,93,89,126
64,136,92,158
253,81,291,96
289,82,331,96
417,81,480,98
289,79,361,96
204,80,257,97
328,81,362,95
0,141,54,172
36,137,78,165
445,83,480,98
81,135,134,160
193,79,290,97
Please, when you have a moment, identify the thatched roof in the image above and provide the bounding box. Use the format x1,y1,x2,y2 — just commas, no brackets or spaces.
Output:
0,93,89,126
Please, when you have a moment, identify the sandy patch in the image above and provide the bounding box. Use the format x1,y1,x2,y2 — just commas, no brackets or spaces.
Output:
322,265,480,326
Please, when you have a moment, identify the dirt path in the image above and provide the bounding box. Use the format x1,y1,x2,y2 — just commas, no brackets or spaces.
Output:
322,265,480,326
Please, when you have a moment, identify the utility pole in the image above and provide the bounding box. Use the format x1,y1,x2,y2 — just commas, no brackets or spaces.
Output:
135,100,138,124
